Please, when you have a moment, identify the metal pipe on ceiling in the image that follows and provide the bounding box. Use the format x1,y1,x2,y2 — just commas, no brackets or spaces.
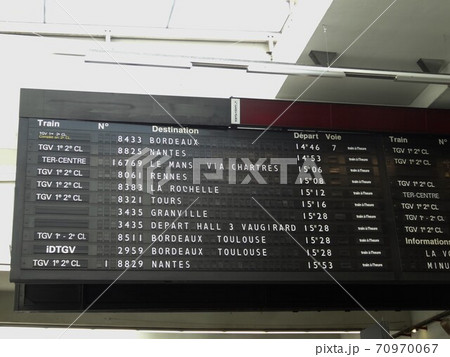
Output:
83,50,450,85
0,23,278,43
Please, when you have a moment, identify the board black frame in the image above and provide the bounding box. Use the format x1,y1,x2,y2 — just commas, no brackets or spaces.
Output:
11,89,450,311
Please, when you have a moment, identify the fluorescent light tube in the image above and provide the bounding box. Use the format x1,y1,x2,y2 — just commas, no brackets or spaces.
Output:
395,74,450,85
345,72,397,80
247,63,344,78
191,61,248,70
85,51,192,69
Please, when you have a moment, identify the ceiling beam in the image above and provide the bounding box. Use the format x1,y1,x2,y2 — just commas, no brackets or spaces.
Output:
84,50,450,86
271,0,333,63
0,22,277,43
409,63,450,108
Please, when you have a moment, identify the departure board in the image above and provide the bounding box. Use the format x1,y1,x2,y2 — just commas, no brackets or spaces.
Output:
10,117,450,283
384,135,450,274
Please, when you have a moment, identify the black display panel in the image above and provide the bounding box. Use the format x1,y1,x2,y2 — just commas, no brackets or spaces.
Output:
10,118,450,283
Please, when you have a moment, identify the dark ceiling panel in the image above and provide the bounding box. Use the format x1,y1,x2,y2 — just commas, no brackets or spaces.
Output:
19,89,230,127
430,88,450,109
277,76,426,107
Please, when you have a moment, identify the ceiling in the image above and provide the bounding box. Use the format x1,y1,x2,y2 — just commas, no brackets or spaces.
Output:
0,0,290,33
1,0,449,109
278,0,450,108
